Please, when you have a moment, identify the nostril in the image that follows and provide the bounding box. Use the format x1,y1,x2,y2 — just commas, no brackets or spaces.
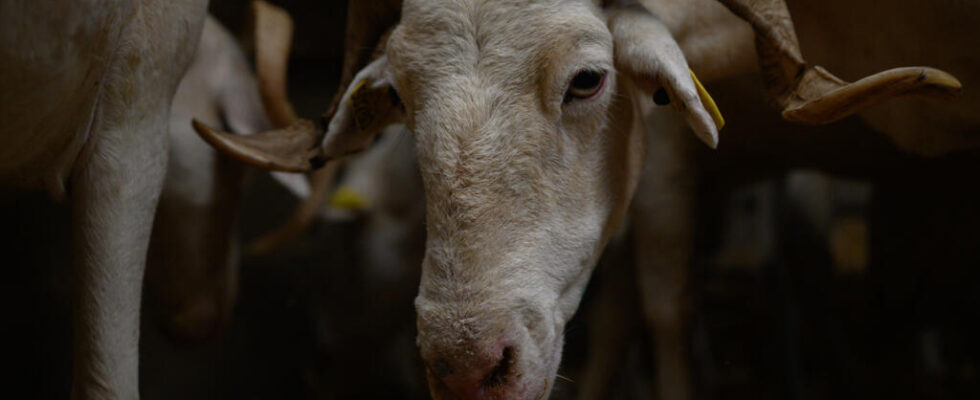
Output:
483,346,515,388
431,344,518,397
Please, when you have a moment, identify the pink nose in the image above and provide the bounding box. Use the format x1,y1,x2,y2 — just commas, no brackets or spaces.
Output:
429,345,516,399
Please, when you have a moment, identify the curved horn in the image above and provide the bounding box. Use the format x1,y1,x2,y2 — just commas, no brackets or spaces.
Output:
782,66,961,124
716,0,962,124
243,0,403,255
195,1,320,172
252,0,297,127
193,119,325,172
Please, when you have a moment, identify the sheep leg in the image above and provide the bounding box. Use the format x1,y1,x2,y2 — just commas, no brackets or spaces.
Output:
632,108,697,400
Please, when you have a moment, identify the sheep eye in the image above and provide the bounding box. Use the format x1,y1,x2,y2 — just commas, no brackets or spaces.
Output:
565,70,606,101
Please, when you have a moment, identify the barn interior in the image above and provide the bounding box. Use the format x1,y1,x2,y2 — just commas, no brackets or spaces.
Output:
2,0,979,399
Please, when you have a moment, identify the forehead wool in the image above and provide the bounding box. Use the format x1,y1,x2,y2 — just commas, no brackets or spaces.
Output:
391,0,605,83
388,0,613,144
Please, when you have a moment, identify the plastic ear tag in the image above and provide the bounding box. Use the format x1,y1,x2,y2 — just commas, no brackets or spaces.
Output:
328,186,369,211
349,79,392,132
690,70,725,131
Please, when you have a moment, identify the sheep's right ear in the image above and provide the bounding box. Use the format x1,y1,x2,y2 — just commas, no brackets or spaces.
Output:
607,5,722,148
320,55,402,158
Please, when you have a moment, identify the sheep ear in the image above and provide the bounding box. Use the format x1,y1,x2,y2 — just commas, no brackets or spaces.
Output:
608,6,722,148
320,55,403,158
715,0,962,124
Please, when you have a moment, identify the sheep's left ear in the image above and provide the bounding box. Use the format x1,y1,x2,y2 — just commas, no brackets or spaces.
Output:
607,6,722,148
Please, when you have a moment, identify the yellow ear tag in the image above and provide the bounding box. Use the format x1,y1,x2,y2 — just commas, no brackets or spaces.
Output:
349,79,395,132
690,70,725,131
328,186,369,211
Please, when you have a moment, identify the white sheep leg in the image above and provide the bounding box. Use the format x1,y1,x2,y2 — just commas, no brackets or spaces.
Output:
70,116,168,400
632,107,697,400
